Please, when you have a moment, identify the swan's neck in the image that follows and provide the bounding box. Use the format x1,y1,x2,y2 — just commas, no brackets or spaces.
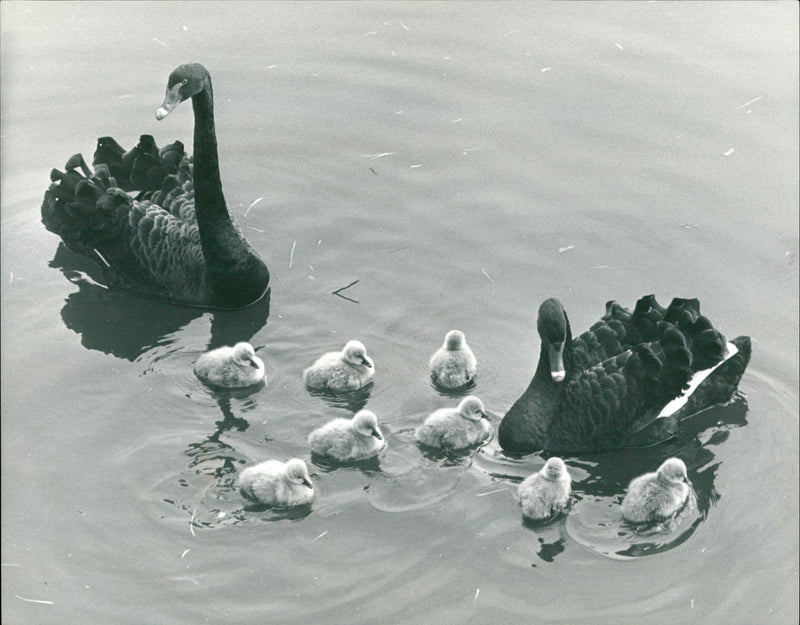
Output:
192,82,227,223
190,80,269,307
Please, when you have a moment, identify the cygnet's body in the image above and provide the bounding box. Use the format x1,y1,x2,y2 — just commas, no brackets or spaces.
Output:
303,340,374,392
238,458,314,507
429,330,478,389
621,457,690,523
414,396,491,450
517,457,572,521
194,342,265,388
308,410,385,462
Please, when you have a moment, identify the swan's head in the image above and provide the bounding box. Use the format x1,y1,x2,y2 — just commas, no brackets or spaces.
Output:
541,457,569,482
457,396,488,422
156,63,210,120
285,458,314,490
656,457,688,485
352,410,383,440
444,330,467,351
537,298,568,383
342,340,373,369
232,342,262,370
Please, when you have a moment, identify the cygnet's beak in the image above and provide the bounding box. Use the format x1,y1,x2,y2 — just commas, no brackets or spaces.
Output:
372,429,383,440
249,359,260,369
362,358,373,368
302,478,313,489
480,411,490,421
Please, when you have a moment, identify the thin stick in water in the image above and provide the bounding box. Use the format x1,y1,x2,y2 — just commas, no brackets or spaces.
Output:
332,280,360,303
289,241,297,269
244,197,263,217
14,595,53,605
189,507,197,536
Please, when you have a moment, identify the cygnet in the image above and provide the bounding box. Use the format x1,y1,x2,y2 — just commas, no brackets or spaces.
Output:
238,458,314,507
621,457,690,523
308,410,385,462
414,396,491,450
517,457,572,521
303,340,374,391
429,330,478,389
194,342,265,388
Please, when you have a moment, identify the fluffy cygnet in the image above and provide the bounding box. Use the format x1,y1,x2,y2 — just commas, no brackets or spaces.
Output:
621,457,690,523
238,458,314,507
517,457,572,521
429,330,478,389
194,342,265,388
308,409,386,462
303,340,374,391
414,396,491,450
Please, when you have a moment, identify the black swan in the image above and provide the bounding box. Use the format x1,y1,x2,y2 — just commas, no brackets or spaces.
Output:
498,296,751,454
41,63,269,309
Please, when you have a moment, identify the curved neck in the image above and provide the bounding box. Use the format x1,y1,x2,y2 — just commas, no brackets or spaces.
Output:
192,83,227,224
189,80,269,307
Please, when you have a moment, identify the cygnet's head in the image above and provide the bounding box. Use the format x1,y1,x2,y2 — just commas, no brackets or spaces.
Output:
342,340,373,369
541,457,568,481
457,396,488,422
444,330,467,351
352,410,383,440
232,342,261,369
657,457,688,485
285,458,313,489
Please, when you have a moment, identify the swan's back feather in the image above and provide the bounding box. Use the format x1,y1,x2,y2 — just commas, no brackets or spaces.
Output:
547,324,693,452
43,136,216,305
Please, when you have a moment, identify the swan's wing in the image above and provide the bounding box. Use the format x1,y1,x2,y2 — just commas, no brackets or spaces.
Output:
92,196,208,304
547,325,692,452
572,295,727,374
43,138,211,305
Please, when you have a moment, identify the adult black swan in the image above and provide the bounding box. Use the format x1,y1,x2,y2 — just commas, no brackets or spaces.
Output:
41,63,269,309
498,296,751,454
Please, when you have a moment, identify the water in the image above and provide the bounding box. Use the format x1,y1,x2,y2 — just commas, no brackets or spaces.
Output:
1,2,798,624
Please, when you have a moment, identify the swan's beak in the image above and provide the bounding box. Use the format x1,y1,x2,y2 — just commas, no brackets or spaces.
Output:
480,411,490,421
249,359,260,369
362,358,373,368
372,429,383,440
303,478,313,489
548,341,566,383
156,84,183,120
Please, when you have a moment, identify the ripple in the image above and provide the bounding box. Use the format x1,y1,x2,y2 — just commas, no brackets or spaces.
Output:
565,490,701,560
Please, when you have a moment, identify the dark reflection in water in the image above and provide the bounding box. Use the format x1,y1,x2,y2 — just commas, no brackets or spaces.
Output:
310,452,383,475
305,383,373,412
48,243,270,361
429,377,477,398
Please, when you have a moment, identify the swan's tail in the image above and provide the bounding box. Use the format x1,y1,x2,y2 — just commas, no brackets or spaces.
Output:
41,135,188,256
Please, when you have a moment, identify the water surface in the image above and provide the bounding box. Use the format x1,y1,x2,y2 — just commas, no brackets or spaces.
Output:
2,2,798,624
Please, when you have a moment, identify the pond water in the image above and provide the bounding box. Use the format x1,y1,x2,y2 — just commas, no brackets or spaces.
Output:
1,2,798,624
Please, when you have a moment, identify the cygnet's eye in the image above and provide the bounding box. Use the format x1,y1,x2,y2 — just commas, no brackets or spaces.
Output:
181,79,188,85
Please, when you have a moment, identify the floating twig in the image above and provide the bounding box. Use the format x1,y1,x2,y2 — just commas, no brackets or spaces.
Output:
14,595,53,605
332,280,360,303
476,487,507,497
723,148,735,157
481,268,496,284
189,507,197,536
289,241,297,269
312,530,328,542
734,96,762,111
399,20,411,31
244,197,263,217
361,152,395,160
558,245,574,253
473,588,480,606
181,549,190,559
